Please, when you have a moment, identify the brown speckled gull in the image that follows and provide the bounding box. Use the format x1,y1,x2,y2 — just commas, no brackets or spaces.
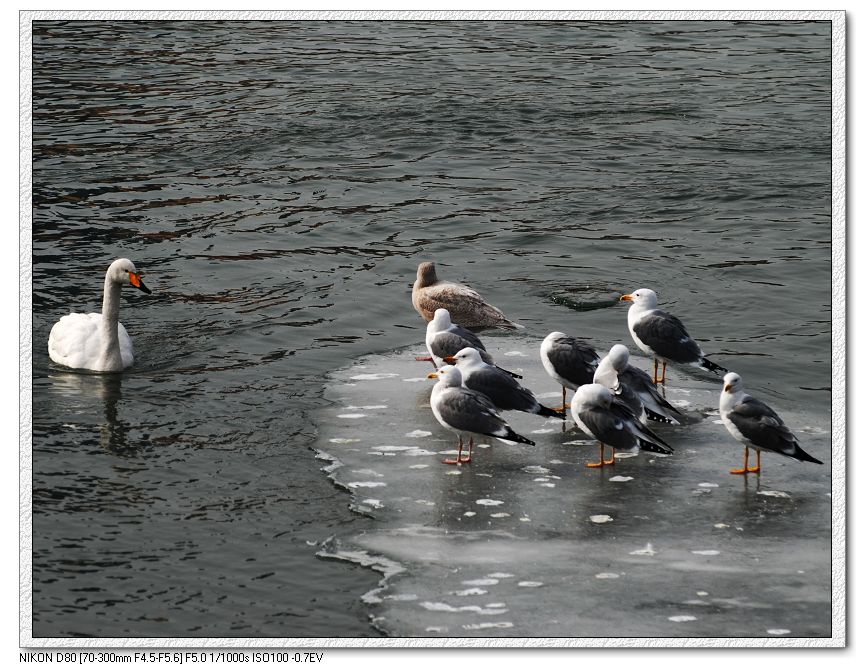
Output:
411,261,522,330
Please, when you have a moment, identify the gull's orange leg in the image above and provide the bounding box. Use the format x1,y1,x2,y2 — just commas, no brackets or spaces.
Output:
603,447,616,466
586,442,606,468
559,386,570,412
652,358,660,385
660,361,667,384
730,447,750,474
443,436,464,465
459,437,474,465
746,450,761,473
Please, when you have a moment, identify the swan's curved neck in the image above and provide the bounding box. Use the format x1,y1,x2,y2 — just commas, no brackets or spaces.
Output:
99,274,123,368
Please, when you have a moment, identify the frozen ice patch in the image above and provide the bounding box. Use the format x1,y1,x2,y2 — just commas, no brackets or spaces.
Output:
614,452,638,459
351,469,383,477
595,572,620,579
420,602,506,615
531,428,556,434
409,464,429,469
452,588,487,596
462,622,514,630
490,513,511,518
630,544,657,556
350,373,398,381
361,499,384,509
698,483,719,488
405,430,432,438
668,615,697,623
463,511,476,517
691,550,720,556
590,515,613,524
476,499,504,506
487,573,514,578
609,476,633,483
329,438,360,444
348,481,387,488
767,629,791,636
714,523,729,529
338,413,366,419
517,581,544,588
462,578,499,586
758,490,792,499
503,351,526,357
523,466,551,474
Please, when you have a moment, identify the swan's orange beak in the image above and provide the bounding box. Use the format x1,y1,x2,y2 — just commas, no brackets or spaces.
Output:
619,293,633,302
129,272,152,294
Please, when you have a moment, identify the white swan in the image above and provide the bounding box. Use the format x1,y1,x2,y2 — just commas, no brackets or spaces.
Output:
48,258,152,372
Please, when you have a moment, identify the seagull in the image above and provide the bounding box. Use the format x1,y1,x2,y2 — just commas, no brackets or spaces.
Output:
571,383,673,468
428,365,535,465
593,345,650,424
412,261,522,330
719,372,822,474
596,344,682,425
425,308,494,368
540,331,600,411
443,347,563,420
620,288,726,385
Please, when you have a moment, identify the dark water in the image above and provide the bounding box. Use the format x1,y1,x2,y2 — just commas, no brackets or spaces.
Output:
30,20,832,638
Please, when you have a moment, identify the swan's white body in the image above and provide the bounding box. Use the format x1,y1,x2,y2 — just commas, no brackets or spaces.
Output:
48,258,150,372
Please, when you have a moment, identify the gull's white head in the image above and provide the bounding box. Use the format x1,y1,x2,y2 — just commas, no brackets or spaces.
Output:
575,383,613,409
608,344,630,372
620,288,657,309
107,258,151,294
430,308,453,330
428,363,462,388
722,372,743,394
444,347,484,367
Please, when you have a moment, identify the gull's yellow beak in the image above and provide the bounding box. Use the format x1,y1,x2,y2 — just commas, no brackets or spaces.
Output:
442,355,456,364
427,372,439,379
724,384,732,393
619,293,633,302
